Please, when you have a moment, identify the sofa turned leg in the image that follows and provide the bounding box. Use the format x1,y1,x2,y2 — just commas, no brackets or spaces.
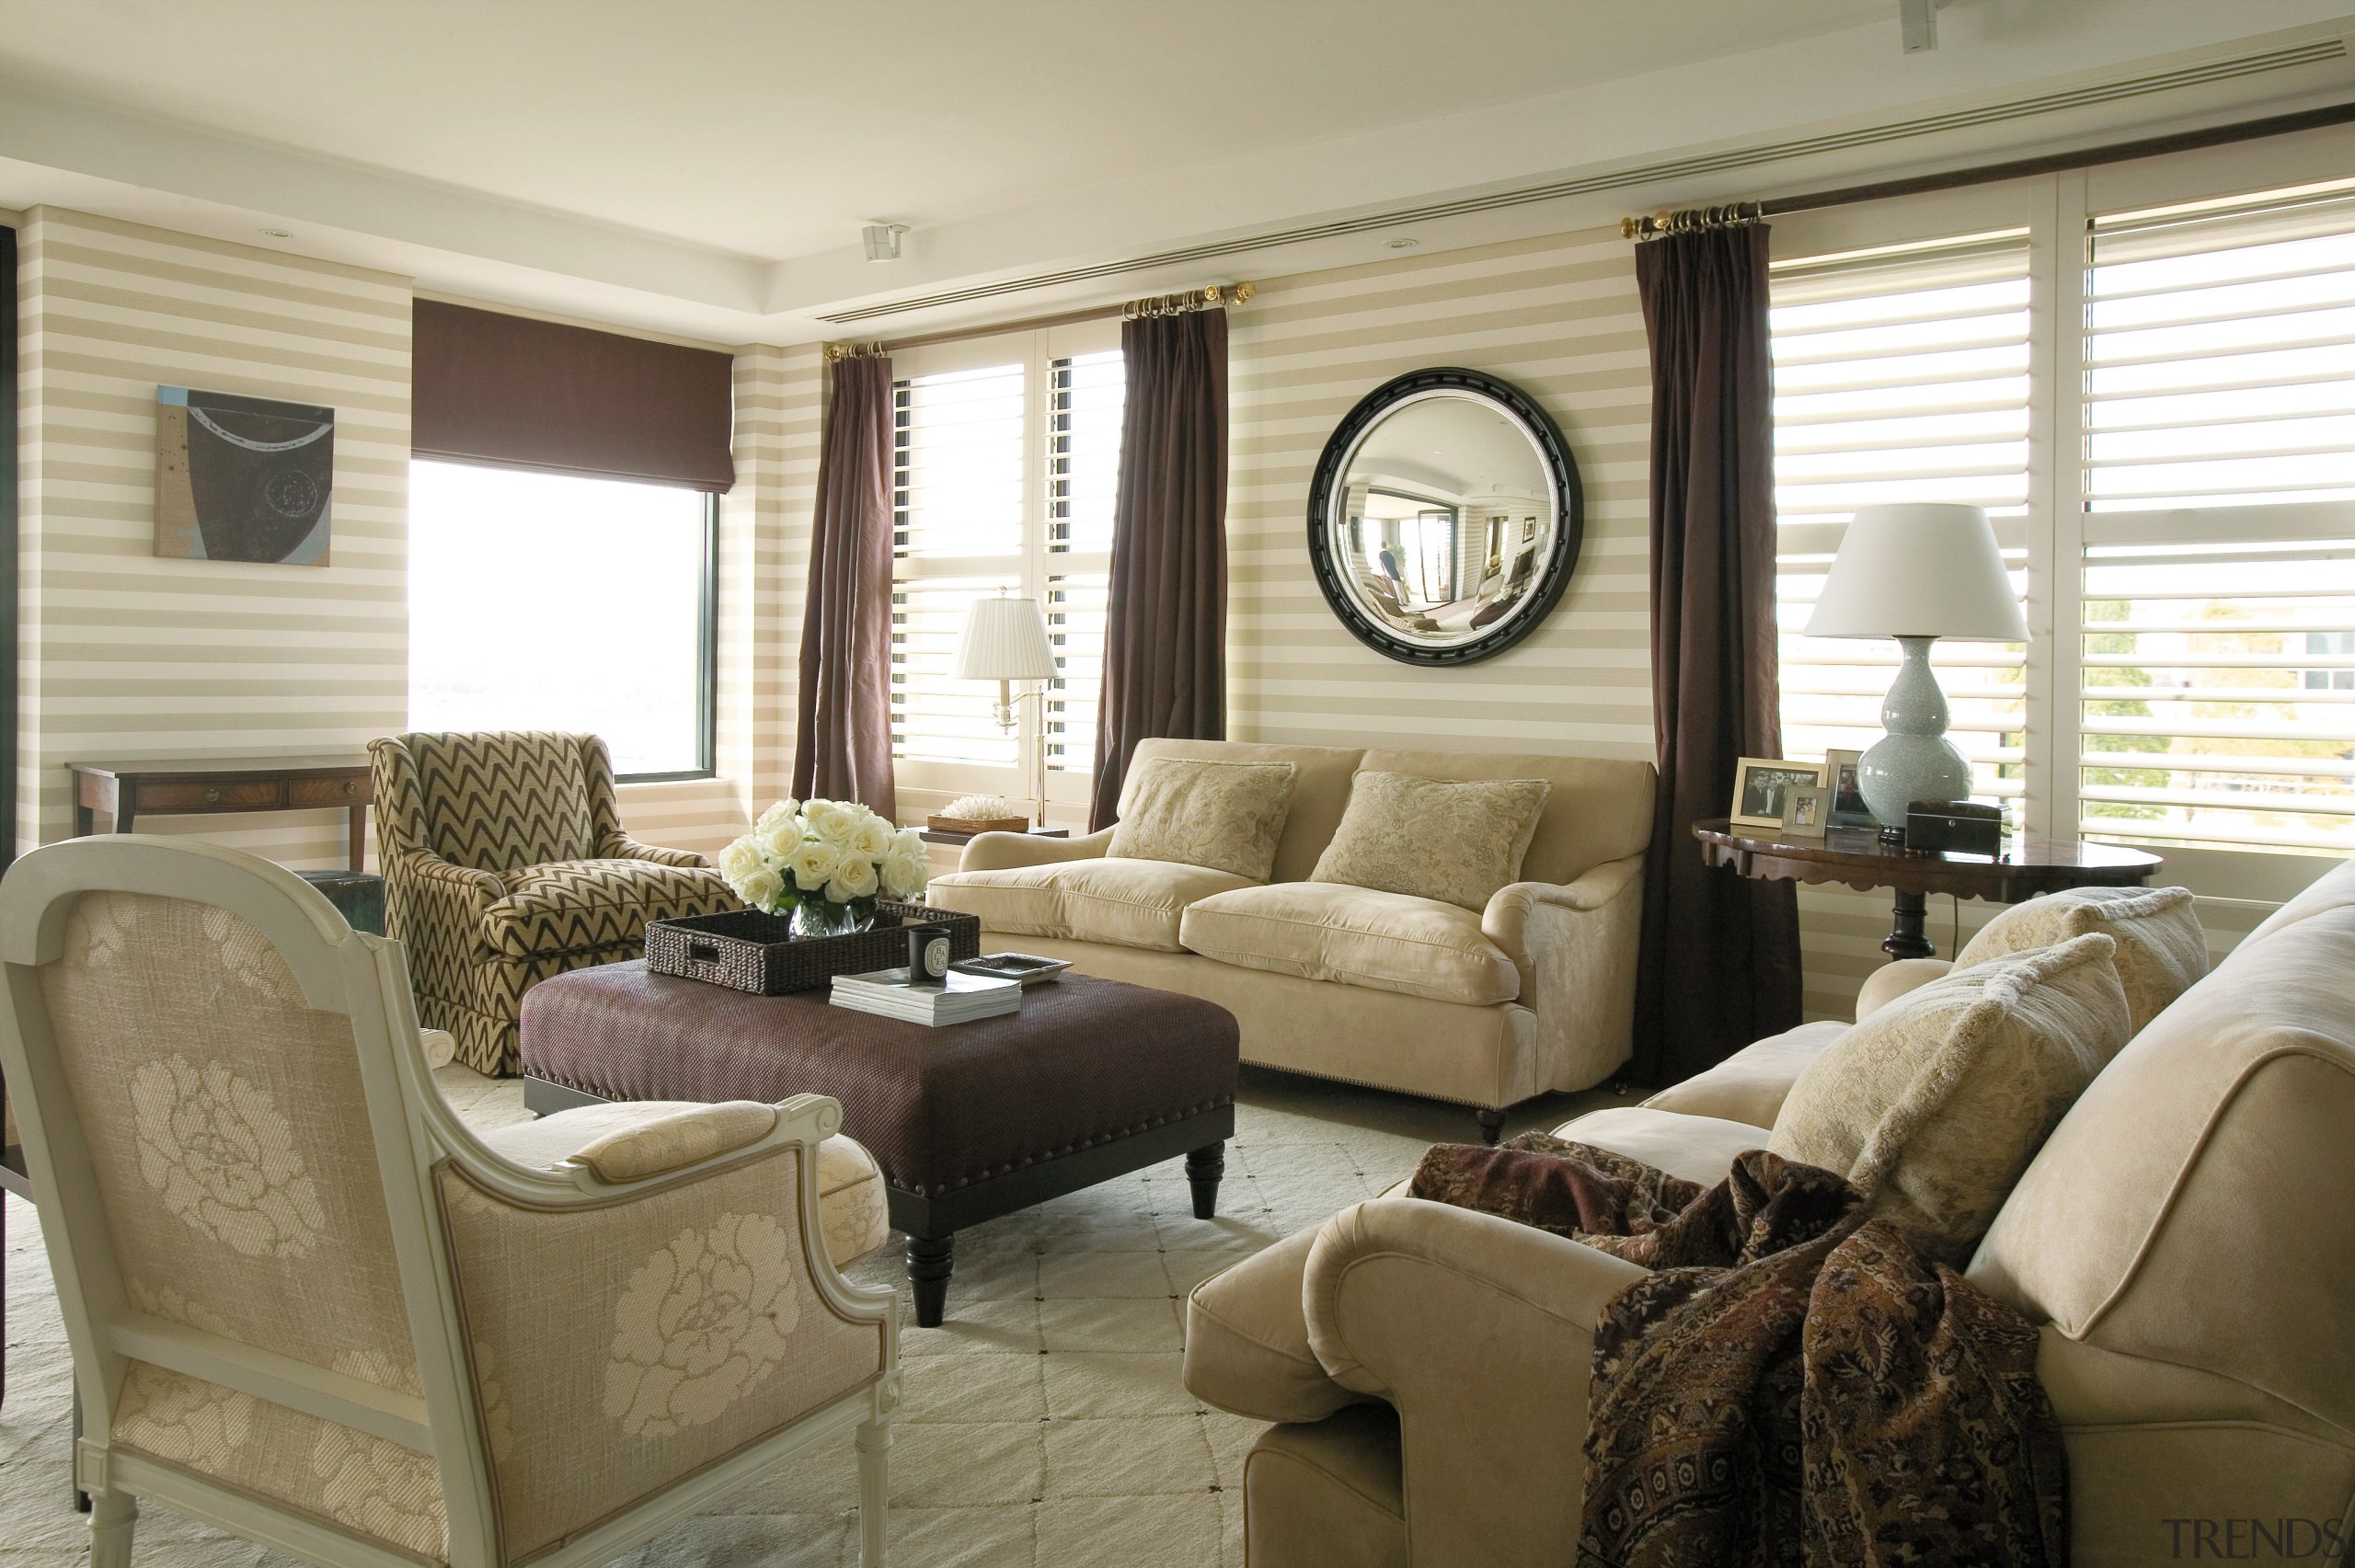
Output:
1185,1142,1225,1219
1476,1108,1506,1145
907,1232,954,1328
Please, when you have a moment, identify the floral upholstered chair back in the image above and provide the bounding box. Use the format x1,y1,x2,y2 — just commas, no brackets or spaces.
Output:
377,730,613,874
8,850,458,1558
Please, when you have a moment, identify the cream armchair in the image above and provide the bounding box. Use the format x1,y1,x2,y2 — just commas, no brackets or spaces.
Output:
0,837,898,1568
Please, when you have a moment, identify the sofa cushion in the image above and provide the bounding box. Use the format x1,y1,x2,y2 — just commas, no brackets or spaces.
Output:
1357,748,1654,888
1179,882,1521,1006
1641,1019,1848,1128
1771,932,2131,1263
926,858,1257,953
1108,756,1299,882
479,1101,891,1266
1548,1105,1772,1188
1121,739,1367,885
1246,1408,1407,1568
1954,885,2206,1034
478,858,733,959
1310,771,1550,912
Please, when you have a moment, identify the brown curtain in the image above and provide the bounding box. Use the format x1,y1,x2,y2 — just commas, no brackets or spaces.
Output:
1630,223,1802,1086
410,301,734,492
792,354,896,817
1088,309,1230,830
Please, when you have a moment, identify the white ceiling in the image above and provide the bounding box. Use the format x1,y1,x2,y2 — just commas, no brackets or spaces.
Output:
0,0,1891,261
4,0,2355,344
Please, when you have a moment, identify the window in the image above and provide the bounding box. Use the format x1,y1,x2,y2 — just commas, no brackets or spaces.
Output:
1769,233,2033,818
408,461,715,778
1045,349,1122,775
2073,182,2355,860
1768,132,2355,900
890,329,1121,817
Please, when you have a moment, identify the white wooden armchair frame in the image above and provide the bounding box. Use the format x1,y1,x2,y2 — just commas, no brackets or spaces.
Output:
0,837,899,1567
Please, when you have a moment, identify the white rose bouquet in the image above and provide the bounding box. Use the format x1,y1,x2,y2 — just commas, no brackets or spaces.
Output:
718,796,929,938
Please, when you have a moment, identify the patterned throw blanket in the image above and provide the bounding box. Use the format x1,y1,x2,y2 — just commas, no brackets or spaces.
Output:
1409,1135,2069,1567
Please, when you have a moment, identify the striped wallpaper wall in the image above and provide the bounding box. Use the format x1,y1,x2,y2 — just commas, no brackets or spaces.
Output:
15,208,409,869
1220,223,2274,1021
665,340,822,856
1224,225,1656,761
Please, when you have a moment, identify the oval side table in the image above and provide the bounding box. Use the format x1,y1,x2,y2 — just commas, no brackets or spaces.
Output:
1692,818,2164,960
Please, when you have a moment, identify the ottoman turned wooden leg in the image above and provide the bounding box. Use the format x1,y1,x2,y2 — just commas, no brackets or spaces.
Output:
906,1233,955,1328
1185,1142,1225,1219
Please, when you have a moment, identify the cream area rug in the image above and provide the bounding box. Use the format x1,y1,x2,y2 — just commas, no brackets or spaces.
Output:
0,1064,1620,1567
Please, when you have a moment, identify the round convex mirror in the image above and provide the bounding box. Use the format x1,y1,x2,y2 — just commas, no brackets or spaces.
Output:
1304,367,1581,665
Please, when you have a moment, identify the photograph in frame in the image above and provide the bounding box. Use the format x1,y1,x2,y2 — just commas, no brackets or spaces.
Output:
1824,747,1876,830
1729,757,1828,830
1781,784,1829,840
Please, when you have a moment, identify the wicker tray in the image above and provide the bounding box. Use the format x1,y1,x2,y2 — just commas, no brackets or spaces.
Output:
646,901,982,996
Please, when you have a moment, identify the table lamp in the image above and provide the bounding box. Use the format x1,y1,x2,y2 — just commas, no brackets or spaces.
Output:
954,593,1058,820
1804,502,2028,836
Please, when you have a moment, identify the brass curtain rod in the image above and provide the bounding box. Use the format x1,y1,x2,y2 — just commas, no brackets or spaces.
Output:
1619,97,2355,240
823,281,1254,361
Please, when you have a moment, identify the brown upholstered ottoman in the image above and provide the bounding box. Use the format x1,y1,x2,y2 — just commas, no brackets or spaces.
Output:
518,961,1240,1325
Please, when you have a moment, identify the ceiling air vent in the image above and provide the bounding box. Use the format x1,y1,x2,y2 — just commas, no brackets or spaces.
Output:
818,38,2349,326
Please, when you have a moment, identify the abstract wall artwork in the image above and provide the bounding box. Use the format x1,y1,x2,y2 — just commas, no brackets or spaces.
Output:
155,385,334,565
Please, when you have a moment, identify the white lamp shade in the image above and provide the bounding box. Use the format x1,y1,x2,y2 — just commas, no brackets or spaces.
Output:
1804,502,2029,643
954,595,1057,681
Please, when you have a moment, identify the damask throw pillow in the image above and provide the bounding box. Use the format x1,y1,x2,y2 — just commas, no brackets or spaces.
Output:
1769,931,2131,1264
1954,885,2206,1035
1109,758,1299,882
1308,771,1550,912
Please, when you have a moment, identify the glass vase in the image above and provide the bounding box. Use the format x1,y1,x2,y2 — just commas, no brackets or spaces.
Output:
790,897,877,940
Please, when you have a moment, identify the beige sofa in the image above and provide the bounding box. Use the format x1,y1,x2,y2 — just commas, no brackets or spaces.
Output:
927,739,1655,1134
1183,857,2355,1567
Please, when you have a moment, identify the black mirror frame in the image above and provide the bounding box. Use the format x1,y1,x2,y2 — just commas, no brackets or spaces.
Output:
1303,366,1583,667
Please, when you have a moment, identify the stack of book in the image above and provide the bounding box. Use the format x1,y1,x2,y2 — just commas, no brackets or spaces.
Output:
830,967,1022,1026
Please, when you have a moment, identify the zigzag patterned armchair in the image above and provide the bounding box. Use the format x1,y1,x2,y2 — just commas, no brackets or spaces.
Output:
371,731,736,1075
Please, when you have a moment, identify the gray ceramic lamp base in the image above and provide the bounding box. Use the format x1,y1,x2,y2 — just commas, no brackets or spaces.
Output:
1856,635,1975,830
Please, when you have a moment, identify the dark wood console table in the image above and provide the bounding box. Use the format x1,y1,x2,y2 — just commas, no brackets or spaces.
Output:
1693,818,2164,960
70,756,373,871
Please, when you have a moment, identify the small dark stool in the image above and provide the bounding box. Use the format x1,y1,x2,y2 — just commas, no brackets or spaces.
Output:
296,869,385,936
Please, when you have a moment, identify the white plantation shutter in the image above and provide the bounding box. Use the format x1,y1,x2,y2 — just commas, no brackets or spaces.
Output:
1045,351,1120,774
2087,181,2355,511
887,341,1122,792
894,363,1026,558
890,575,1020,767
1769,232,2033,814
2071,180,2355,861
1050,350,1124,554
2075,514,2355,855
890,361,1027,768
1046,574,1109,773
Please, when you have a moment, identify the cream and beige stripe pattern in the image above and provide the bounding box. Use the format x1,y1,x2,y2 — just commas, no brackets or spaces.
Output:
14,209,410,869
1223,224,1656,762
712,342,822,839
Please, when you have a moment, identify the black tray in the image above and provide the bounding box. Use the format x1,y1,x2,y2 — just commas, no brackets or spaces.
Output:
645,901,982,995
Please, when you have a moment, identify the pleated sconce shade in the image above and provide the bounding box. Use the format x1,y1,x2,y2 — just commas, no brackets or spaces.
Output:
954,596,1057,681
1805,503,2028,643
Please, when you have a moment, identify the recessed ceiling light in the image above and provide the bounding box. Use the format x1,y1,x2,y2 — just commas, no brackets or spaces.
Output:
1386,237,1419,249
260,228,293,238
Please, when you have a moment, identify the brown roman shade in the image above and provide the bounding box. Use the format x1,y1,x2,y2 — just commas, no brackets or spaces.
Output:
411,301,735,492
